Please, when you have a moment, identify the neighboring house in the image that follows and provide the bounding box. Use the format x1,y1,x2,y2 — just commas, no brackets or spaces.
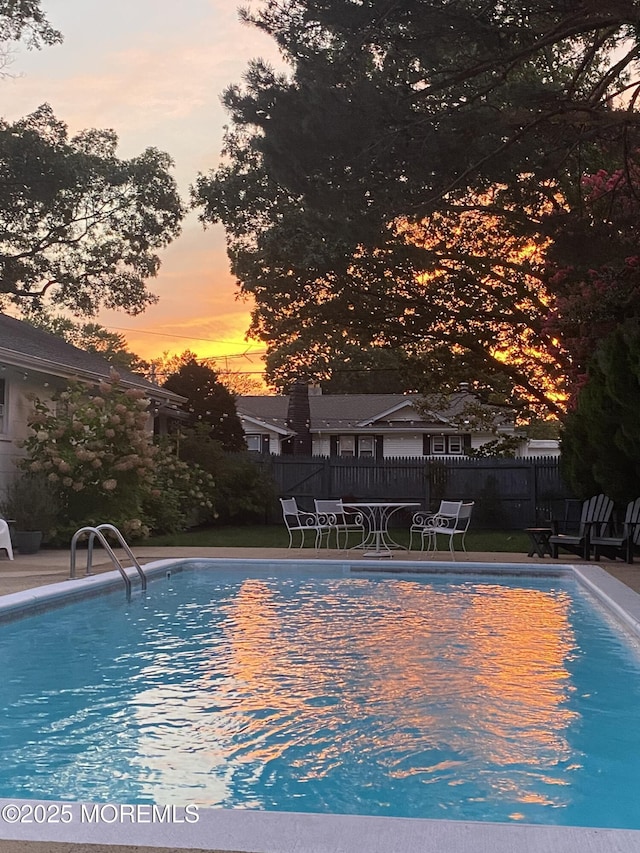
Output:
237,386,558,458
516,439,561,458
0,314,186,493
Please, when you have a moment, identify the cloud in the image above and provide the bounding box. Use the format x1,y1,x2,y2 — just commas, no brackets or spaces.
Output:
2,0,280,372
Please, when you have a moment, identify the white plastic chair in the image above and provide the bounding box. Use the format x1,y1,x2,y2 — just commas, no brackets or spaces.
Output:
280,498,331,549
422,502,474,558
314,499,365,549
0,518,14,560
409,501,462,551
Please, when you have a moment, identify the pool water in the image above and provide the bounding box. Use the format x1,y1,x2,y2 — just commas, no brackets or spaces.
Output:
1,567,640,828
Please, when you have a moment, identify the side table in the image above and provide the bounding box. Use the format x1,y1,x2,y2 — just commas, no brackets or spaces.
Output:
525,527,552,558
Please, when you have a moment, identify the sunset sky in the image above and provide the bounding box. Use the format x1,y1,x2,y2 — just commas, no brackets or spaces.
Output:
2,0,282,378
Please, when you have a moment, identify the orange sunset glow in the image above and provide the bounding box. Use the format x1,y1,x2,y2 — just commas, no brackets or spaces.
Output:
127,577,579,812
1,1,283,380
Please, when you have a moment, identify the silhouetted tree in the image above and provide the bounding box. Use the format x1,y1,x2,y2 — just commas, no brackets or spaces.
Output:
194,0,640,414
561,325,640,503
163,360,246,451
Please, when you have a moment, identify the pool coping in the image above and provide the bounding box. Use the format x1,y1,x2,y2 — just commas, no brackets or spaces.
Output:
2,556,640,853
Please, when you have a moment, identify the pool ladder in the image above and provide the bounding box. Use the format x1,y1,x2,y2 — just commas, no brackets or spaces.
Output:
70,524,147,599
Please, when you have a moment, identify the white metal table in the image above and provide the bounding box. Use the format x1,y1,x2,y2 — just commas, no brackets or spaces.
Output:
343,502,420,558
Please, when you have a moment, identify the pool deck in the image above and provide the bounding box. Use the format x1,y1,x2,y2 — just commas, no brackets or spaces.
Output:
1,545,640,853
2,544,640,596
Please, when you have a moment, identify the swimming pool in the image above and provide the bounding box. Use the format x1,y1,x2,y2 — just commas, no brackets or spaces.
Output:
2,559,640,835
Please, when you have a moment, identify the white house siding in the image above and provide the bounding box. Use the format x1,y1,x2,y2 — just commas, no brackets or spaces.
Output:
0,368,58,494
516,439,561,458
470,435,490,452
293,433,512,459
245,427,286,455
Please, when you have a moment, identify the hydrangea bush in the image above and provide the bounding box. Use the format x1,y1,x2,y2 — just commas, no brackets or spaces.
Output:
19,374,216,541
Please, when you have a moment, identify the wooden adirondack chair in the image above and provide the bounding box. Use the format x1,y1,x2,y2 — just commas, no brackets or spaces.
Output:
549,494,614,560
591,498,640,564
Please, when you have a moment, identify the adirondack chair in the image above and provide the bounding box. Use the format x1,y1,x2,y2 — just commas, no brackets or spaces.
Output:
549,494,614,560
591,498,640,564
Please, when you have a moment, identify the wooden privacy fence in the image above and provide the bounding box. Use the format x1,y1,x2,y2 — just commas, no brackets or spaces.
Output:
256,455,573,530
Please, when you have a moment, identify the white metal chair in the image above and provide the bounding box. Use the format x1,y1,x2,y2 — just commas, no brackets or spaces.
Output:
280,498,331,549
413,501,474,558
0,518,14,560
409,501,462,551
314,499,365,549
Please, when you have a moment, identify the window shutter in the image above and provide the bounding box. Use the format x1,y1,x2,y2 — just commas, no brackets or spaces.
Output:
261,434,270,454
330,435,339,456
375,435,384,459
422,434,431,456
463,434,472,455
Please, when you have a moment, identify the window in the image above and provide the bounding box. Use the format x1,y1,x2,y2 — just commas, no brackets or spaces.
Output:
447,435,463,454
246,434,270,453
431,435,446,455
338,436,355,457
332,435,381,458
357,436,375,457
427,434,465,455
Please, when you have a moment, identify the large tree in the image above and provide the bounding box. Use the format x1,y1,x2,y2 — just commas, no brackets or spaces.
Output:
561,324,640,503
0,0,62,68
0,105,185,316
163,360,247,451
194,0,640,414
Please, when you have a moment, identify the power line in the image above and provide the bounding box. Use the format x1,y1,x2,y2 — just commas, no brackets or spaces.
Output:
103,323,268,362
106,323,266,351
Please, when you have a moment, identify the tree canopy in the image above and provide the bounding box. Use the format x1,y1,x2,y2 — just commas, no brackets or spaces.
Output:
0,104,185,316
561,325,640,503
0,0,62,54
163,359,247,451
193,0,640,414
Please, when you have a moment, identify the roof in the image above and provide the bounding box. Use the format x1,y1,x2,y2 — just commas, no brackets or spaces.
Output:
0,313,183,404
237,392,513,433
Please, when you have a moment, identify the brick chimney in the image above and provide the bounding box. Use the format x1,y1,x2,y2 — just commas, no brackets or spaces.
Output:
286,380,312,455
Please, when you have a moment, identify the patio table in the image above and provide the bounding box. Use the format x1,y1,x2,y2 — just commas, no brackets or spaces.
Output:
343,502,420,558
525,527,553,558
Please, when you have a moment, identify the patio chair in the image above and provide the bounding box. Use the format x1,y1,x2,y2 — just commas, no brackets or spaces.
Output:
0,518,13,560
416,501,474,559
591,497,640,564
280,498,331,550
409,501,462,551
549,493,614,560
314,499,365,549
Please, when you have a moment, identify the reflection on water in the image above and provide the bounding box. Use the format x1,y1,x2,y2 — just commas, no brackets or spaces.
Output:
2,571,640,826
129,577,579,818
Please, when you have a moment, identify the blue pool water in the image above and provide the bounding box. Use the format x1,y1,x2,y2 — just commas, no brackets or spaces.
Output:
1,566,640,828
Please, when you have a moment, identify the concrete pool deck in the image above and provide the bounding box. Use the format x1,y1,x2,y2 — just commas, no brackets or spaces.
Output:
3,543,640,596
1,545,640,853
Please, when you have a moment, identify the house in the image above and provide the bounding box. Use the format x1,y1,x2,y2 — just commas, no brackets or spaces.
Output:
0,314,186,492
236,386,558,458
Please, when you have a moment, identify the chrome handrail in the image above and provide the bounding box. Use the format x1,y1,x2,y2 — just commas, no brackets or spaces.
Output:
70,524,147,597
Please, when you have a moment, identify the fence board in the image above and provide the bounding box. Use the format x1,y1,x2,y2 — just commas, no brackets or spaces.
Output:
258,454,572,529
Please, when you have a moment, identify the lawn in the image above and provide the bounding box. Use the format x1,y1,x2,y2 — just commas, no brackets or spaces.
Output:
146,525,531,553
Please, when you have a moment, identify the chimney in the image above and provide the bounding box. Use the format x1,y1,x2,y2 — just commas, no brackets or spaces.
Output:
286,380,312,455
308,382,322,396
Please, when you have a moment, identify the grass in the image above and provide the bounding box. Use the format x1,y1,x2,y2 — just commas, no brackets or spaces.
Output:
146,525,532,553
